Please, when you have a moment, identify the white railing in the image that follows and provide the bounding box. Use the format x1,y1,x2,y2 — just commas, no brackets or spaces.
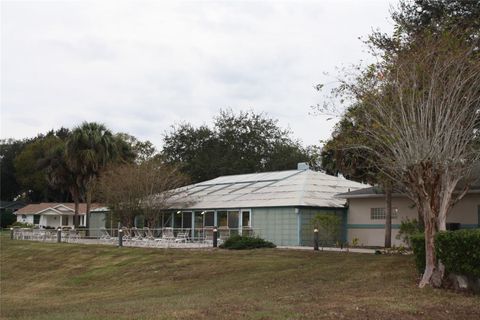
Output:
11,227,260,248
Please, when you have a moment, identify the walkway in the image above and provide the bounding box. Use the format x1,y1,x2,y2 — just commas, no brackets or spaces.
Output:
277,246,376,254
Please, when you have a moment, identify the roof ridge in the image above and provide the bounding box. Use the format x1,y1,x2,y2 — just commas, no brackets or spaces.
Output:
296,170,310,205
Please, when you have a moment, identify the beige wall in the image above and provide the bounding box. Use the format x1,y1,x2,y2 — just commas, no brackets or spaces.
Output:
346,193,480,247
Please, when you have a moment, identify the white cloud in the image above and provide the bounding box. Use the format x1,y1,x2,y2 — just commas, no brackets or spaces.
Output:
1,0,395,148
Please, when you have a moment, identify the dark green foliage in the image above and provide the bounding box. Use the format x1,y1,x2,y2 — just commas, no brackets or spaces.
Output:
410,233,426,274
0,139,25,201
162,109,315,183
320,104,380,185
220,235,276,250
0,211,16,228
396,218,423,248
311,214,342,244
411,230,480,278
12,129,72,202
436,229,480,278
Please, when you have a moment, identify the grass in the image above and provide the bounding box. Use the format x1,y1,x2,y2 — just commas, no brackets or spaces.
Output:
1,238,479,320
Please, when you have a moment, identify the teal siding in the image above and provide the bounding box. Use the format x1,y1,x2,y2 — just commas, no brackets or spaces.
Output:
299,208,347,246
347,224,401,229
252,207,298,246
88,211,108,237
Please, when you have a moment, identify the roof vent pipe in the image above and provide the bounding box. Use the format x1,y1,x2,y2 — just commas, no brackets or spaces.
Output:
297,162,309,171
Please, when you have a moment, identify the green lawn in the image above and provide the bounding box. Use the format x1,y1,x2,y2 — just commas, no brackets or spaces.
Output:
1,238,479,320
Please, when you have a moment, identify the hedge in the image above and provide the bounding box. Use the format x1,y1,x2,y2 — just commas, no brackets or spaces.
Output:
436,229,480,278
410,233,426,273
220,235,276,250
411,229,480,278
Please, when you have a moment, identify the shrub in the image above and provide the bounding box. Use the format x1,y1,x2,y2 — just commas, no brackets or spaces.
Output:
410,233,426,274
382,244,408,255
220,235,276,250
436,229,480,278
1,211,17,228
411,229,480,278
396,218,423,248
9,221,34,228
311,214,342,244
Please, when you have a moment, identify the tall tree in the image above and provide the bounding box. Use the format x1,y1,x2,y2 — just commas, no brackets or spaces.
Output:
320,103,395,247
162,109,312,183
38,140,78,205
13,131,71,202
319,0,480,260
65,122,120,228
115,133,156,163
0,139,25,201
97,159,189,227
348,31,480,287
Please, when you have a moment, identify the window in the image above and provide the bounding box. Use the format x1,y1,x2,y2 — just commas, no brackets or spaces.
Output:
161,212,173,228
62,216,69,225
182,212,192,229
204,211,214,226
228,211,239,228
21,214,26,219
242,211,250,227
194,212,204,229
217,211,228,227
33,215,40,225
370,208,398,220
134,215,144,228
174,212,182,228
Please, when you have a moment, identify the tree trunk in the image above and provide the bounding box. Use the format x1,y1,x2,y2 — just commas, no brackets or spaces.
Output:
85,189,91,236
419,220,435,287
384,185,392,248
419,206,440,288
70,187,80,229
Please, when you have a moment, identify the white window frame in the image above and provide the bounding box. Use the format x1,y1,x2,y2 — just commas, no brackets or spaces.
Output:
370,207,398,220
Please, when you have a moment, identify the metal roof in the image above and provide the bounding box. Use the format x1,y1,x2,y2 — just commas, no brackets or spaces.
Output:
337,184,480,199
15,203,103,215
169,169,367,209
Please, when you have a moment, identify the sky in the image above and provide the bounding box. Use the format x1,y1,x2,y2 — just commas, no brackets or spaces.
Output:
1,0,395,149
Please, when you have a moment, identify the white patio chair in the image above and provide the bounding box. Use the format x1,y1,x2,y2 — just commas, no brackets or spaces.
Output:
155,228,175,247
174,229,190,244
202,227,214,245
121,228,133,246
68,229,80,243
100,228,113,243
132,227,150,247
143,227,159,247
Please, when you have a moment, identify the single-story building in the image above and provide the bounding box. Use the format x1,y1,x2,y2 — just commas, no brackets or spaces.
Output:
337,185,480,247
91,163,367,246
15,203,108,229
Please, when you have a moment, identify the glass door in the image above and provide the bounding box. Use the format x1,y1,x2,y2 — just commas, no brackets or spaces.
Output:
228,210,239,236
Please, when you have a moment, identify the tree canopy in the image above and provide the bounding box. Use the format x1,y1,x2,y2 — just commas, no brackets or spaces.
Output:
1,125,154,203
162,110,316,183
319,0,480,288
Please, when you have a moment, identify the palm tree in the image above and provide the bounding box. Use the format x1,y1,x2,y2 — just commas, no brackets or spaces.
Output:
65,122,119,228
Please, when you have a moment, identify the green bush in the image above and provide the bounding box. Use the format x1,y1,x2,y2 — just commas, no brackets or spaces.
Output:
410,233,426,273
9,221,34,228
396,218,423,248
411,229,480,278
436,229,480,278
220,235,276,250
1,211,17,228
